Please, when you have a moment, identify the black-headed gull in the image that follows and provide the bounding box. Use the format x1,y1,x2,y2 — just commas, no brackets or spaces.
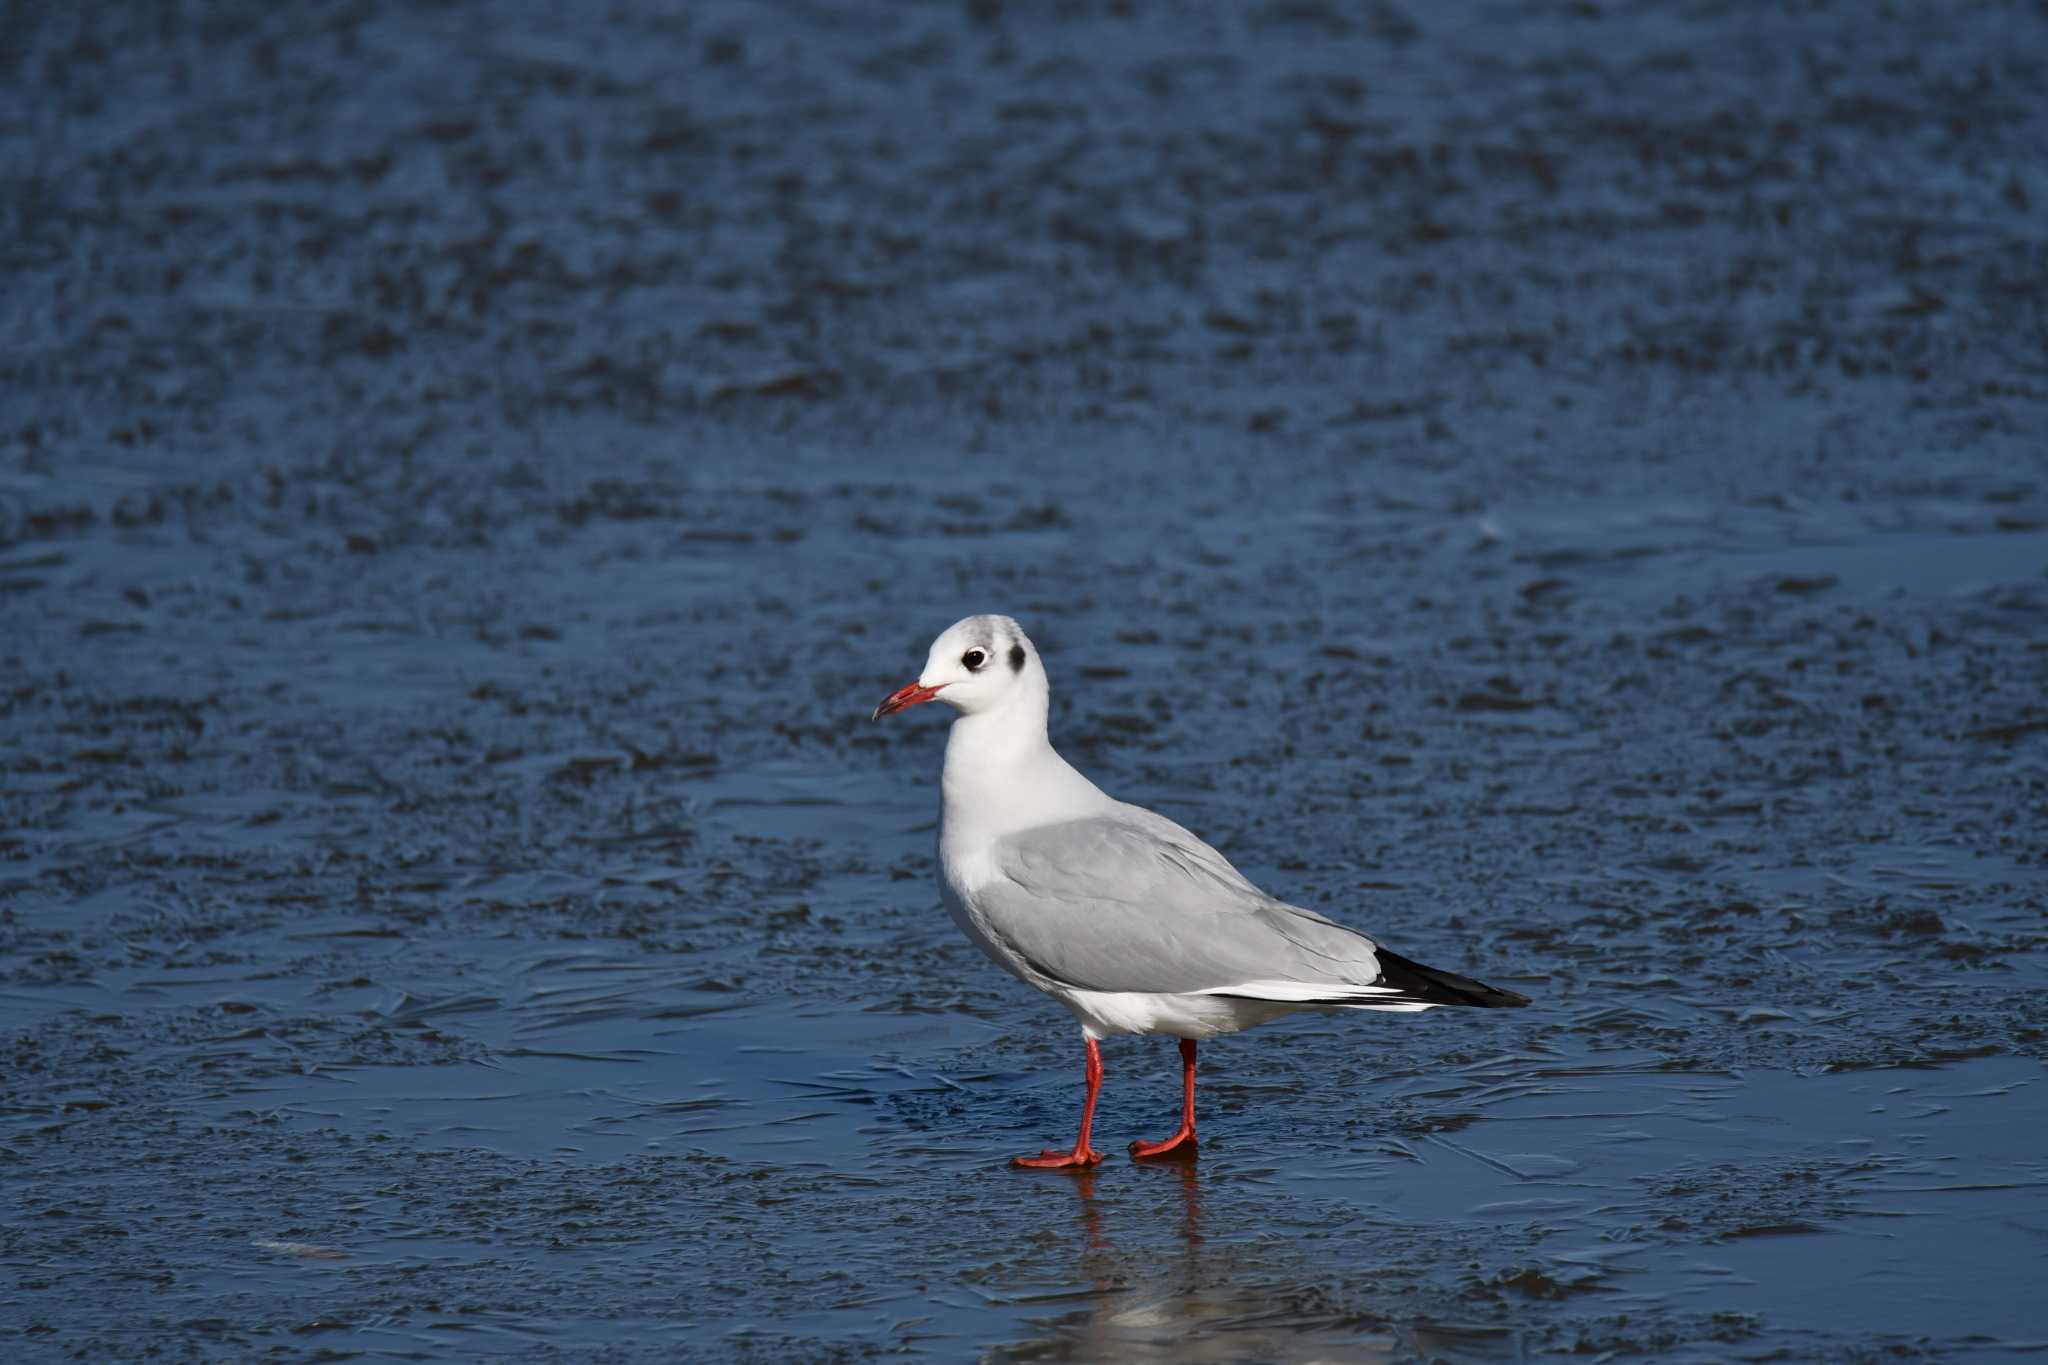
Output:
873,614,1529,1168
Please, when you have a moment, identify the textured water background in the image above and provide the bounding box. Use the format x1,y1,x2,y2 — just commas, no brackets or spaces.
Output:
5,1,2048,1359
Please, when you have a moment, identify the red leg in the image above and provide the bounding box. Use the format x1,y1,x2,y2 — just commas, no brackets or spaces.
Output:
1011,1038,1105,1169
1130,1038,1199,1160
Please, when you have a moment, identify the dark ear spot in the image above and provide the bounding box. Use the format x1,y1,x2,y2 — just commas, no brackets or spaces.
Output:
1008,643,1026,672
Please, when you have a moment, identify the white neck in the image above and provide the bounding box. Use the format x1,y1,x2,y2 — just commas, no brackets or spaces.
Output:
940,695,1108,846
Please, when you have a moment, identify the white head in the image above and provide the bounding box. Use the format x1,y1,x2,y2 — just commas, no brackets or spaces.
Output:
872,614,1047,722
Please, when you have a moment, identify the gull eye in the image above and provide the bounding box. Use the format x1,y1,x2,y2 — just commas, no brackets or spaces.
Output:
961,648,987,671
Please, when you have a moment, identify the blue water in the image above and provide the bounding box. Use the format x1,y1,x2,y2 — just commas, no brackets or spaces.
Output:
5,1,2048,1359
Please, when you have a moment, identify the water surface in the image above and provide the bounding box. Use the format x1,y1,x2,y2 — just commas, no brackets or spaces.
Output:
5,1,2048,1359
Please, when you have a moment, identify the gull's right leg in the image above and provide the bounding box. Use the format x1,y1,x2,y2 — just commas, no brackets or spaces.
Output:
1011,1037,1105,1169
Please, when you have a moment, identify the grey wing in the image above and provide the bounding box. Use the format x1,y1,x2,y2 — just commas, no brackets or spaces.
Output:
971,814,1388,995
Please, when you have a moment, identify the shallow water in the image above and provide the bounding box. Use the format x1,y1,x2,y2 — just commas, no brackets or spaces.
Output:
6,0,2048,1360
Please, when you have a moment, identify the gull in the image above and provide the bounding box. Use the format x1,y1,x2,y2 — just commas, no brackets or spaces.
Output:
872,614,1530,1168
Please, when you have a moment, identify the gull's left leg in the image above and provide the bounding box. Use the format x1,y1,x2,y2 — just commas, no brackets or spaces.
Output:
1129,1038,1199,1160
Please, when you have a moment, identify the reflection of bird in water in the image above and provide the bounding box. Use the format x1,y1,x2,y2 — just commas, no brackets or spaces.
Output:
1174,1161,1202,1248
1069,1165,1106,1254
1066,1159,1200,1259
1024,1173,1401,1364
873,615,1529,1167
1035,1295,1404,1364
1024,1164,1403,1362
1142,1157,1203,1250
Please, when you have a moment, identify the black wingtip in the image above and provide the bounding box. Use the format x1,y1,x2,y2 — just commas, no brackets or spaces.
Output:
1373,947,1531,1008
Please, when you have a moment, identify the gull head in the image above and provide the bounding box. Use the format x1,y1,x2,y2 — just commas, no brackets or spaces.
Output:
872,614,1042,721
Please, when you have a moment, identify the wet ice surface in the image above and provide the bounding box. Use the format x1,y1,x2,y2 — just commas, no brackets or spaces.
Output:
6,1,2048,1360
6,947,2046,1362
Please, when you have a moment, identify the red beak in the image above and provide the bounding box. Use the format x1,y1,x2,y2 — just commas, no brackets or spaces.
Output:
872,680,944,721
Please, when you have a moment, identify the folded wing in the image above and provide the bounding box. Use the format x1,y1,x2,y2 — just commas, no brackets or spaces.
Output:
974,813,1403,999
